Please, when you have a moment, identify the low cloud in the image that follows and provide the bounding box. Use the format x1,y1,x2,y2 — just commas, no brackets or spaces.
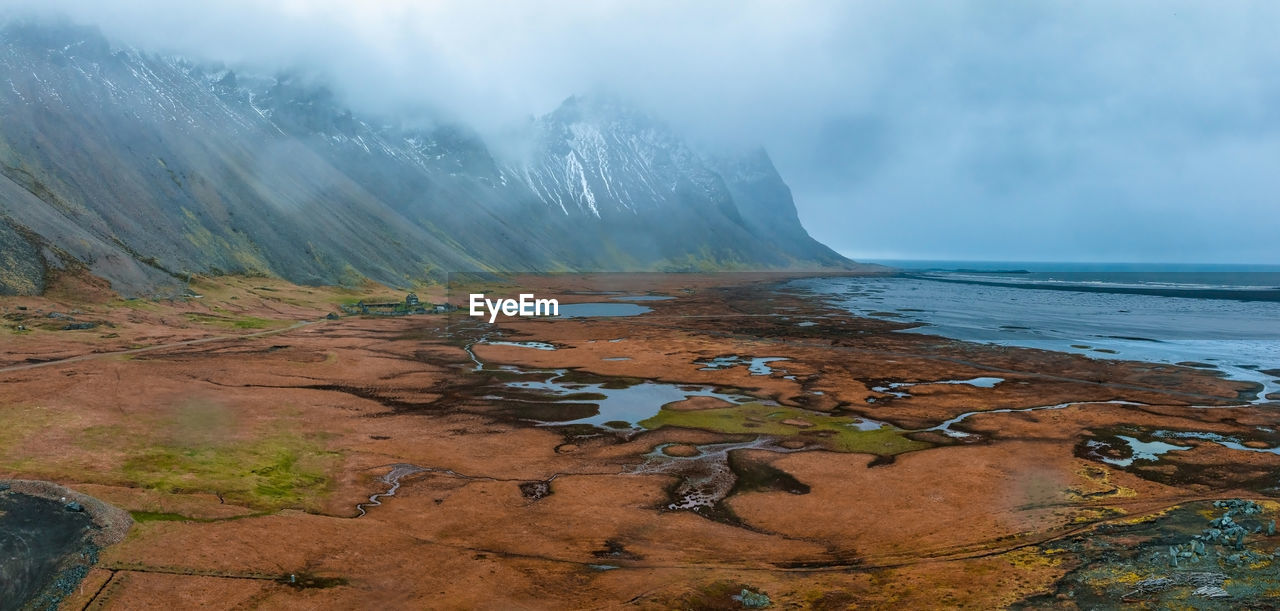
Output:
3,0,1278,263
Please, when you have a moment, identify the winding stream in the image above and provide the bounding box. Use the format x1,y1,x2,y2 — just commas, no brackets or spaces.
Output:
925,400,1148,438
355,464,427,517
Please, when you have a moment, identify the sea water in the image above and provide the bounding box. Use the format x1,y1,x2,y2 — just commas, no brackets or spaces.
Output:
793,262,1280,403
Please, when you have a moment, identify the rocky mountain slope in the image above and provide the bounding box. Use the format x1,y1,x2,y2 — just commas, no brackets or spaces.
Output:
0,21,849,297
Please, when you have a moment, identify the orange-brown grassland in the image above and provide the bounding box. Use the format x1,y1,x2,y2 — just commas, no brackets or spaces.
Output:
3,272,1278,609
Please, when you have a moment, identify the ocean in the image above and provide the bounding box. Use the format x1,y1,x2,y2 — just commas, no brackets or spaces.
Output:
793,261,1280,404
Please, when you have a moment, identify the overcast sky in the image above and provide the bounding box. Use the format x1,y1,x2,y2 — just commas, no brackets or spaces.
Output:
6,0,1280,263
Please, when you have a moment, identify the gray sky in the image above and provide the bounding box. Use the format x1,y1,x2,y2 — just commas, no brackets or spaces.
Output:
7,0,1280,263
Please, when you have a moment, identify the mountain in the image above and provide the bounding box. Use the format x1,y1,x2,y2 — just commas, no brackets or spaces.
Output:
0,20,849,297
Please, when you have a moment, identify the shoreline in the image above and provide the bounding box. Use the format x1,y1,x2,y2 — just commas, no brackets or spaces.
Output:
789,274,1280,405
899,271,1280,302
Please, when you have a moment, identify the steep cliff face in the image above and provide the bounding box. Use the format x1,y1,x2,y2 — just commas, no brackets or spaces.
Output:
709,148,844,264
0,21,849,296
506,96,846,268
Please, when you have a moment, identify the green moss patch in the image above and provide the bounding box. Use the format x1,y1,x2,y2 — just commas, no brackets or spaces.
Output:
129,510,265,524
121,434,338,511
184,313,282,329
129,510,199,523
639,402,930,455
113,298,161,311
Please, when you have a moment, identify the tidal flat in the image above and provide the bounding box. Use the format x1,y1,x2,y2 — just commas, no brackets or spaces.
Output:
0,272,1276,608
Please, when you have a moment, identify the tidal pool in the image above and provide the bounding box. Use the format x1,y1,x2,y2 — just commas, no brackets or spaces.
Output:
557,303,651,318
1099,435,1191,467
609,295,674,301
846,418,884,431
946,377,1005,388
872,376,1004,399
696,356,789,376
485,341,557,351
505,371,756,427
1153,430,1280,455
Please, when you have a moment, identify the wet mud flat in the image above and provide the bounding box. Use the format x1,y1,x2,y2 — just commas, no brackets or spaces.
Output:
0,481,131,611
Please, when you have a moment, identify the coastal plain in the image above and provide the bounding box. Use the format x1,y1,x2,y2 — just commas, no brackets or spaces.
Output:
2,273,1278,609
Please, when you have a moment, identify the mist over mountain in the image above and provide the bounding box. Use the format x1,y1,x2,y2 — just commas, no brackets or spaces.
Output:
0,20,847,296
